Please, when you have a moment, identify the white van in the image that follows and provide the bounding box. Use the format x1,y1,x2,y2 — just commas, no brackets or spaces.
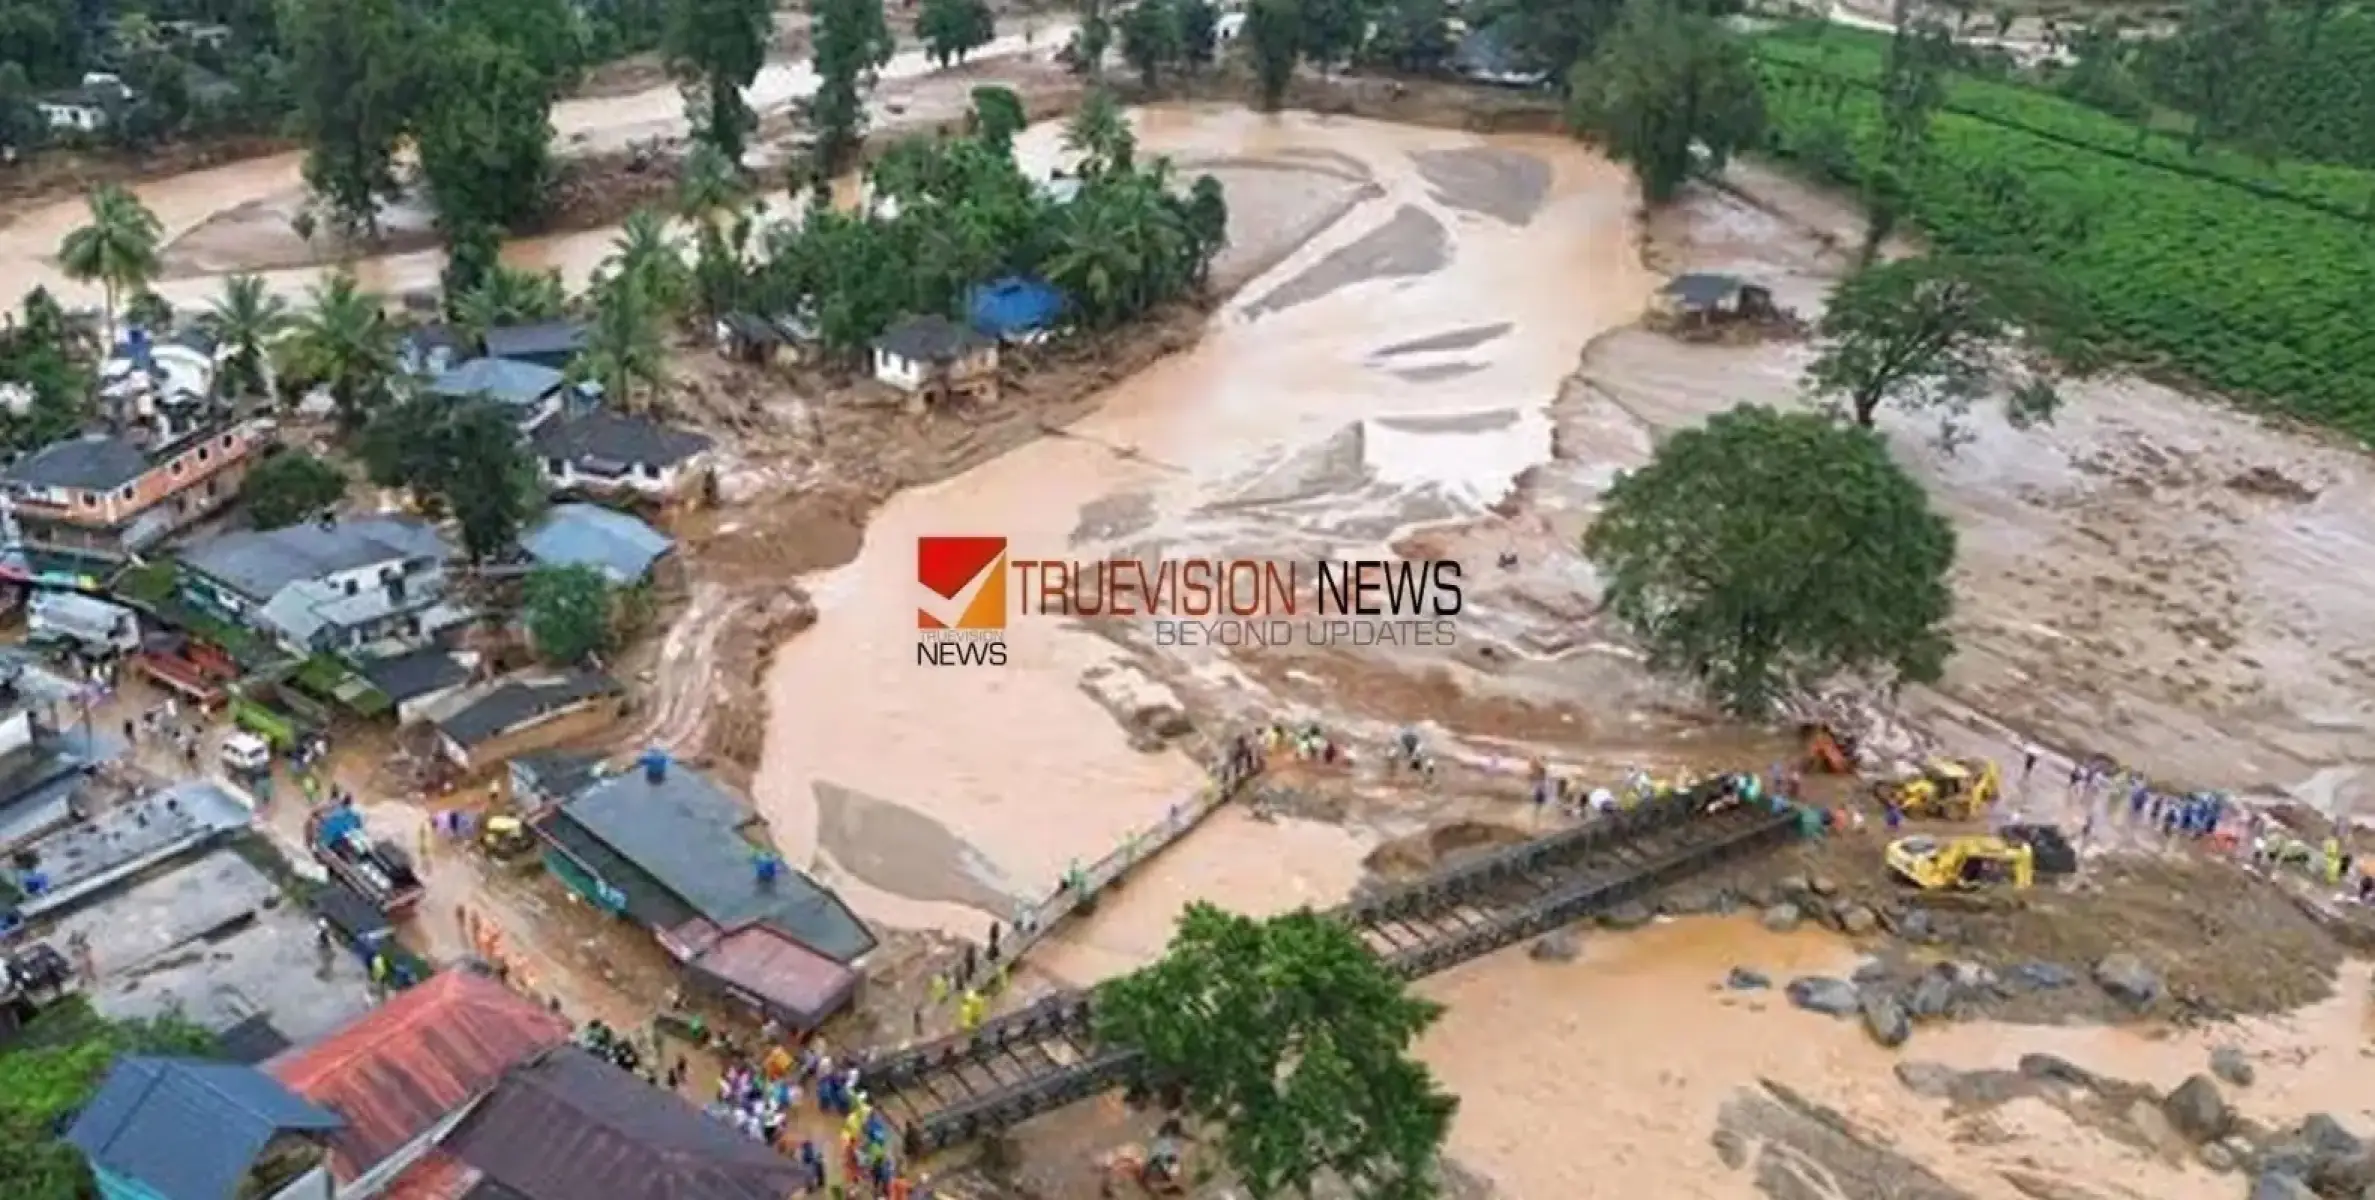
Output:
27,590,139,656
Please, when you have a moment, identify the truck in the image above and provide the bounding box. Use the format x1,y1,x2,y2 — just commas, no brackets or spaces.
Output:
27,590,139,657
306,806,424,920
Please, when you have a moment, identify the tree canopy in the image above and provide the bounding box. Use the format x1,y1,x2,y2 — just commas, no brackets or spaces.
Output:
359,395,538,559
665,0,772,163
524,562,615,664
1568,0,1764,205
1582,404,1957,716
1803,254,2093,439
239,450,349,529
1097,903,1457,1199
56,184,162,346
0,1001,215,1200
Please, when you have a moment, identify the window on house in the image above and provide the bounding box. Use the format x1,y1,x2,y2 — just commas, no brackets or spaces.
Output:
640,463,661,479
170,459,185,476
221,433,235,448
119,485,135,502
79,492,98,508
343,579,359,597
205,479,218,498
197,446,210,463
548,457,566,475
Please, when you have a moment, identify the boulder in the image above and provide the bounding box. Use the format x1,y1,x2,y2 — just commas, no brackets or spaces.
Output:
1529,929,1580,963
1893,1061,1960,1099
2093,952,2164,1009
1850,958,1898,985
1786,976,1861,1017
2250,1173,2317,1200
2254,1139,2317,1180
2008,961,2079,990
2127,1098,2180,1153
2198,1142,2237,1174
2312,1151,2375,1195
2160,1074,2231,1143
1895,908,1934,940
1710,1127,1748,1170
1836,904,1880,936
1906,971,1958,1020
1859,990,1912,1048
1659,889,1717,916
1598,901,1654,931
2016,1053,2097,1088
1775,874,1811,898
2300,1114,2366,1158
1760,903,1803,933
2210,1045,2255,1088
1726,967,1771,991
1808,875,1839,897
1078,664,1193,745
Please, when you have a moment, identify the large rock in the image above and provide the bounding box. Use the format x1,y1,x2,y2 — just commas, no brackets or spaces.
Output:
2300,1114,2366,1158
1529,929,1580,963
2250,1173,2317,1200
1893,1061,1960,1098
1859,990,1912,1048
2007,961,2078,990
1836,903,1880,936
1760,903,1803,933
1598,901,1654,931
1786,976,1861,1016
1906,971,1958,1021
1726,967,1771,991
1077,663,1192,746
2210,1045,2256,1088
2017,1053,2097,1088
2093,952,2164,1009
2200,1142,2238,1174
2254,1139,2317,1180
2160,1074,2232,1143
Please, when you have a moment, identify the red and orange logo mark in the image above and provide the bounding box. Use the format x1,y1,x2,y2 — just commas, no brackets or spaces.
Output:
917,536,1008,630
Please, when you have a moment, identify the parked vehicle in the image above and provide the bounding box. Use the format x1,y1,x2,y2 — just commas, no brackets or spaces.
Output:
306,806,424,919
27,590,138,656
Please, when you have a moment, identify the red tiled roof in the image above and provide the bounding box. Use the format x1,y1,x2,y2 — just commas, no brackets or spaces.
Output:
268,972,573,1180
380,1150,483,1200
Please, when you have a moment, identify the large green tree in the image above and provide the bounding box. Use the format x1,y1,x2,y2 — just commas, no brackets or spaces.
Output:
1804,255,2091,435
198,272,289,400
0,289,86,455
666,0,774,163
239,450,348,528
359,394,536,557
580,268,670,409
414,29,557,232
918,0,996,67
1097,904,1458,1199
1120,0,1184,88
1568,0,1763,205
524,562,614,663
0,1002,215,1200
1244,0,1300,110
453,263,568,345
287,0,420,236
1583,405,1957,716
56,183,162,349
809,0,895,178
283,268,397,430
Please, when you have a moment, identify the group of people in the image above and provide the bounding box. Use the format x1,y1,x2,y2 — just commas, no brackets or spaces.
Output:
701,1034,936,1198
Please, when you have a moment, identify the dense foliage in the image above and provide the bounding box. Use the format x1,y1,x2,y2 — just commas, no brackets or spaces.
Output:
1567,0,1764,205
240,450,350,529
1753,24,2375,443
524,562,615,664
1583,405,1957,716
359,393,540,559
2133,3,2375,170
1097,903,1457,1199
0,289,89,455
0,1000,216,1200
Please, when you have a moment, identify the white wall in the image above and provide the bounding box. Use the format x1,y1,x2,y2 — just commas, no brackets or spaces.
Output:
541,454,698,497
871,349,925,391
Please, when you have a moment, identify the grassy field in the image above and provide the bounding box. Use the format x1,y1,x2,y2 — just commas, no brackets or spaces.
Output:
1752,24,2375,444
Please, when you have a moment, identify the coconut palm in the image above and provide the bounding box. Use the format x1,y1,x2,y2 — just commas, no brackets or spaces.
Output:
453,265,567,346
605,209,690,317
579,268,668,410
1062,91,1135,179
198,274,290,402
57,183,165,349
285,269,397,430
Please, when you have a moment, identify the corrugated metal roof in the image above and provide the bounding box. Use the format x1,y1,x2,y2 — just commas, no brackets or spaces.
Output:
429,358,567,407
521,504,676,585
268,972,573,1181
380,1149,485,1200
66,1056,343,1200
180,515,451,605
685,921,860,1029
444,1046,805,1200
560,766,876,962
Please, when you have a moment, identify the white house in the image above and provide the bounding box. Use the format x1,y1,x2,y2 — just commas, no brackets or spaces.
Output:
528,410,715,500
870,314,999,405
39,75,132,133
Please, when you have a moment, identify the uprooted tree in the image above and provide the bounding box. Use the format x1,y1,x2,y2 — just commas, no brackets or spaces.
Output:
1096,903,1457,1199
1582,404,1957,717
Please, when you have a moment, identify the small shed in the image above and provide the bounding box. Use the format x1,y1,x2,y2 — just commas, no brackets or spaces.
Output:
1655,273,1776,324
482,321,590,371
967,276,1066,344
713,313,784,364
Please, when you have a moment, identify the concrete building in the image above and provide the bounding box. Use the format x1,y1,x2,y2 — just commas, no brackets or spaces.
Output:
520,504,675,585
870,314,998,406
527,412,713,501
426,358,570,432
1,421,272,557
176,516,469,659
482,321,590,372
426,670,624,774
66,1057,345,1200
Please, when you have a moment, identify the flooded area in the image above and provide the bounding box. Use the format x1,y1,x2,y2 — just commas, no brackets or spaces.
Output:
754,106,1656,955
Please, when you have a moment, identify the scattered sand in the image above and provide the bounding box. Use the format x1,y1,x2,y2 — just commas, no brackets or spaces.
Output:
1412,147,1555,226
1244,203,1454,318
812,781,1025,915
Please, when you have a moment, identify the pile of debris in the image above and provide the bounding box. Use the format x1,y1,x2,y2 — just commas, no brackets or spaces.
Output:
1784,685,1938,777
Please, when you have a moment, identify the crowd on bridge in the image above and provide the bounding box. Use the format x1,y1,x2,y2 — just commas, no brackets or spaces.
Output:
693,1027,936,1198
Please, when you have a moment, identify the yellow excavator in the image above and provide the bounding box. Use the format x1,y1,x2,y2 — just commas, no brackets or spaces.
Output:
1886,834,2035,890
1874,757,2002,821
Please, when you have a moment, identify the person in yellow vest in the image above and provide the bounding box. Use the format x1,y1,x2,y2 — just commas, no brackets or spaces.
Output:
927,972,950,1006
2325,837,2344,884
958,989,986,1033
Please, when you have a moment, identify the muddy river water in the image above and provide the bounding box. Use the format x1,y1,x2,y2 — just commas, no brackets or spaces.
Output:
11,74,2367,1193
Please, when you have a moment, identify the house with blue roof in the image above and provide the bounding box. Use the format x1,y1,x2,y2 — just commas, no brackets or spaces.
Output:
521,503,676,585
426,358,570,432
968,275,1067,344
65,1056,345,1200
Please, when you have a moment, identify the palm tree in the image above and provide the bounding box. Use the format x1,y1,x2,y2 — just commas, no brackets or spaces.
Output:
1043,193,1146,327
1062,91,1135,179
198,274,289,402
677,144,746,225
57,183,165,349
606,209,690,316
579,270,668,410
454,265,567,346
286,269,397,430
